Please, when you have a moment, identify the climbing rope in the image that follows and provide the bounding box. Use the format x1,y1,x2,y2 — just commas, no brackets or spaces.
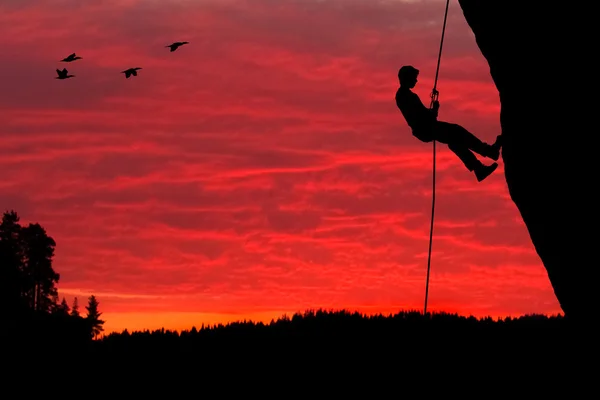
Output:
424,0,450,316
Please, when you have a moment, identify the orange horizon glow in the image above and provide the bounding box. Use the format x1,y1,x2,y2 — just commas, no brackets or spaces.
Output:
1,0,562,334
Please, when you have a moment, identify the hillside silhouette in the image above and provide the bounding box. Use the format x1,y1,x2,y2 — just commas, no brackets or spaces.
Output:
2,208,587,390
97,309,568,358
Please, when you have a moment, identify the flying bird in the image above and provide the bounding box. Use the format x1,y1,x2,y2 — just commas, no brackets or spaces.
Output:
121,67,142,78
60,53,82,62
166,41,189,52
55,68,75,79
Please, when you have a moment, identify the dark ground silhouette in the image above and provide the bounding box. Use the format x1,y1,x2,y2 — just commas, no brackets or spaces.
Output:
95,308,571,361
8,308,585,390
1,208,589,390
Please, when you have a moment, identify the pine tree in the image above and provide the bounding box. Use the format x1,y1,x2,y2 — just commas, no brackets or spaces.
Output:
50,293,60,313
56,297,70,315
21,223,58,313
70,297,80,317
1,211,61,316
85,295,104,339
0,210,25,314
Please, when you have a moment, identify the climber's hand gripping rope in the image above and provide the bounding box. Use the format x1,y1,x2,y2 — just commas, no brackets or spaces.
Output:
429,88,439,109
430,89,440,119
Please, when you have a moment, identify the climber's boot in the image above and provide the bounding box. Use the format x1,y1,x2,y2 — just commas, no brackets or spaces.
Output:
486,135,503,161
475,162,498,182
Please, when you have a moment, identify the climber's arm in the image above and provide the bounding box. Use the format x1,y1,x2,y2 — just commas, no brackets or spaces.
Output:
404,92,435,121
414,93,438,121
430,100,439,119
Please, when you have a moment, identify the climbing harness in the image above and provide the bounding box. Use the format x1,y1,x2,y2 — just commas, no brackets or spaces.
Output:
424,0,450,315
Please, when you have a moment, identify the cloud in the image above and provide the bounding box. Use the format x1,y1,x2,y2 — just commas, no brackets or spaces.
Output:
0,0,561,333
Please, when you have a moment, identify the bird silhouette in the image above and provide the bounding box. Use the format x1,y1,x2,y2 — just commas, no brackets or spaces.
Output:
121,67,142,78
55,68,75,79
166,41,189,52
60,53,82,62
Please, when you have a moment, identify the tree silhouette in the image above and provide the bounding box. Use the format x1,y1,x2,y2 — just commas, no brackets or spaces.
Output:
21,222,58,312
2,209,101,345
0,210,25,316
1,211,60,314
86,295,104,339
56,297,70,316
70,297,80,317
50,293,59,312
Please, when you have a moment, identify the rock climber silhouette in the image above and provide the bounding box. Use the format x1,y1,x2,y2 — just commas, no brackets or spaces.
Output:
395,65,502,182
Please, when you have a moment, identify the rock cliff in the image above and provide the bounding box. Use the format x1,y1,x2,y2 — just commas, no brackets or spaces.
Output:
458,0,597,321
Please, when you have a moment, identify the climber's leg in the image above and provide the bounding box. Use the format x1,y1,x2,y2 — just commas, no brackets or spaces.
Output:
445,142,498,182
434,121,500,160
446,142,481,172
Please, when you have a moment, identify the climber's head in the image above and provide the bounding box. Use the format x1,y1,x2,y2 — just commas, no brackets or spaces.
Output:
398,65,418,88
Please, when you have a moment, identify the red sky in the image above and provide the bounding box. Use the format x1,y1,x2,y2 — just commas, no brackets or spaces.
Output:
0,0,562,333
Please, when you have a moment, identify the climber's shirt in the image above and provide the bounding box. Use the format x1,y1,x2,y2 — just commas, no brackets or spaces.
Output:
395,87,436,141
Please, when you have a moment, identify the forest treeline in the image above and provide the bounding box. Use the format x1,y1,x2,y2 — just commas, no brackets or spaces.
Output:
3,208,573,356
103,308,567,342
93,309,570,362
1,210,104,346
